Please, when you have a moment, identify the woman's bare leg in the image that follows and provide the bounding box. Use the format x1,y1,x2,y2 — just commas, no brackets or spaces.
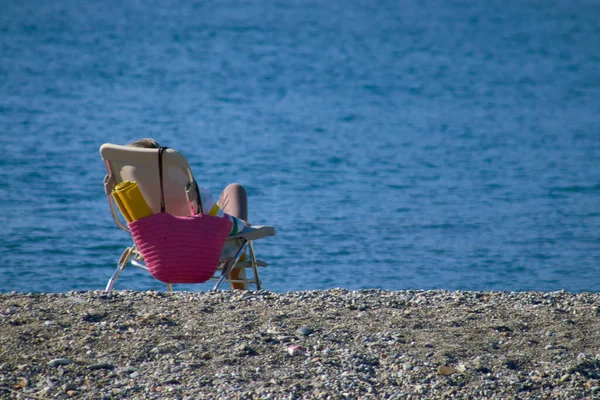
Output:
218,183,248,221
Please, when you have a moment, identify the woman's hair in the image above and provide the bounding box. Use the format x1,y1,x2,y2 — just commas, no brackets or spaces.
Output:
128,138,161,148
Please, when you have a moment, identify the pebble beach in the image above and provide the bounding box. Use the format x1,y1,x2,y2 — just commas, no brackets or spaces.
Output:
1,289,600,399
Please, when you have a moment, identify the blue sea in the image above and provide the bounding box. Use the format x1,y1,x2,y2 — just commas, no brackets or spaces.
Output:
1,0,599,293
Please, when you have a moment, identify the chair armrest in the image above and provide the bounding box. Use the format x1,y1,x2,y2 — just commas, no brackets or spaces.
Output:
229,225,276,241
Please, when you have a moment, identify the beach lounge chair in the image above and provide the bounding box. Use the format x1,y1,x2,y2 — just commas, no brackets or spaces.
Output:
99,143,276,291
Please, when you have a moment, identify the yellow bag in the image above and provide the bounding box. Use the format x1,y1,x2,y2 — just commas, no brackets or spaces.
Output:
112,181,153,222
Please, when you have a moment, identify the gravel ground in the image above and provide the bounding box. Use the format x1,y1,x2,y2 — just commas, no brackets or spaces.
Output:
1,289,599,399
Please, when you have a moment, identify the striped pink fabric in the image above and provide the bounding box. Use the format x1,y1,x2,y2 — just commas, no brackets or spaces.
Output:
129,212,233,284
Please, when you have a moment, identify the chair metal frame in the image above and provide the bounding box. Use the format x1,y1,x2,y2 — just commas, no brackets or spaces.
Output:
100,143,275,291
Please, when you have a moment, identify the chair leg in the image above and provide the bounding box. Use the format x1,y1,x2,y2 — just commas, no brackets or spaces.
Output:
249,241,262,290
212,240,247,291
106,247,134,291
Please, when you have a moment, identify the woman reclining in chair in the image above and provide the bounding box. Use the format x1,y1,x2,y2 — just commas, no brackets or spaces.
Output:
129,138,251,290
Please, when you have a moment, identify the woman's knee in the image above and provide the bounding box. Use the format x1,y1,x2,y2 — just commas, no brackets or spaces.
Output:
219,183,248,220
224,183,247,197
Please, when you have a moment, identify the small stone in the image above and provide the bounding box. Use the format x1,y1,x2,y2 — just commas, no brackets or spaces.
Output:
296,326,314,336
118,366,138,375
48,358,73,367
88,362,114,370
471,358,485,371
277,335,293,343
585,380,594,389
437,366,458,376
545,344,555,350
560,374,571,383
63,383,78,392
287,345,305,356
235,343,257,356
13,377,27,389
530,370,542,379
402,363,412,371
